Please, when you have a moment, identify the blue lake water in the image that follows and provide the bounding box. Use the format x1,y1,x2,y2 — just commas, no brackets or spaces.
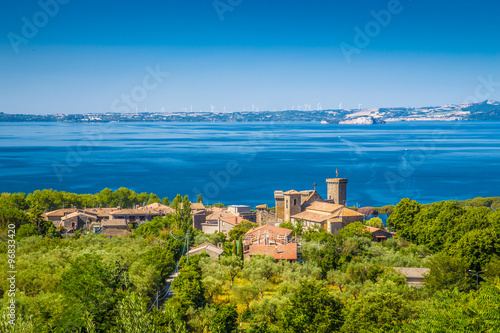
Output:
0,121,499,208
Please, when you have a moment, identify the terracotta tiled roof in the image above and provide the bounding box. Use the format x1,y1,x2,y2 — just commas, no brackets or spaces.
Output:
144,203,176,213
365,226,381,233
191,202,205,210
245,225,293,237
256,204,267,209
338,207,365,217
206,210,237,221
83,208,119,217
304,201,344,213
110,209,162,215
246,243,298,260
101,219,129,227
291,210,333,223
61,211,97,220
43,208,78,217
220,216,244,225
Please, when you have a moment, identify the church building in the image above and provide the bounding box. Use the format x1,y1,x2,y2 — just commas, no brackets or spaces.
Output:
273,178,364,234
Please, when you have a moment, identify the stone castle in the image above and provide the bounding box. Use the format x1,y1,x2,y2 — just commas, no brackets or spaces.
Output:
272,177,363,233
274,178,348,221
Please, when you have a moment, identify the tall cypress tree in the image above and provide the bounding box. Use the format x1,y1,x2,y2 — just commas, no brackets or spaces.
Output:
237,236,244,261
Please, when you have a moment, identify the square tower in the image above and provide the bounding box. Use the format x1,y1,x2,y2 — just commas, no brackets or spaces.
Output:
326,178,348,206
283,190,302,222
274,191,285,220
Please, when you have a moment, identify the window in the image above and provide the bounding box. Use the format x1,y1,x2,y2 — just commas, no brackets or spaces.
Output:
294,199,297,205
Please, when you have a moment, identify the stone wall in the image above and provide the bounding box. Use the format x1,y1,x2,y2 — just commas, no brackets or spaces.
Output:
192,213,206,231
275,195,284,220
201,223,219,234
256,209,278,226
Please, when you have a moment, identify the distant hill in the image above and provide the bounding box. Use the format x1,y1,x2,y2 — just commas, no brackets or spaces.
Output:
1,100,500,123
463,100,500,120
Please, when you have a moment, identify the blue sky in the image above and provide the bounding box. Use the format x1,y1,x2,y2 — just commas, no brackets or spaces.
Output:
1,0,499,114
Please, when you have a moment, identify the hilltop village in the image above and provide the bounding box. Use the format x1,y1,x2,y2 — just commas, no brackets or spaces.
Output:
43,177,394,262
7,177,500,331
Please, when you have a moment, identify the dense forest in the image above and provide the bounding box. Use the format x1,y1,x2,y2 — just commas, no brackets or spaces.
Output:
1,189,500,332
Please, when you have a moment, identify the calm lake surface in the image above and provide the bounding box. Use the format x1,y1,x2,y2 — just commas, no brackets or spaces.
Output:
0,121,499,207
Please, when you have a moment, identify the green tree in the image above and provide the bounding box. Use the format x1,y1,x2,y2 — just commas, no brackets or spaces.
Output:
0,192,28,210
114,187,135,208
243,255,278,281
171,194,182,212
237,236,244,261
228,220,257,241
133,216,172,236
282,261,321,284
280,280,344,333
414,200,464,251
28,204,44,230
162,197,171,206
327,270,351,293
365,217,383,228
338,221,372,239
387,198,421,239
147,193,161,205
406,280,500,333
280,220,303,236
197,194,203,203
142,245,176,281
151,303,189,332
302,238,342,279
199,257,226,302
209,303,238,333
341,291,413,333
97,188,114,207
449,228,499,271
231,284,258,310
26,189,60,211
172,265,206,309
424,252,472,292
173,195,192,232
16,223,40,239
117,292,156,333
344,261,384,285
243,255,279,299
58,255,118,332
484,255,500,280
38,219,59,237
220,255,242,286
0,208,29,235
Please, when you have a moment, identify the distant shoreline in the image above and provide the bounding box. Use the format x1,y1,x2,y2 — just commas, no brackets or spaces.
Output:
1,100,499,122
